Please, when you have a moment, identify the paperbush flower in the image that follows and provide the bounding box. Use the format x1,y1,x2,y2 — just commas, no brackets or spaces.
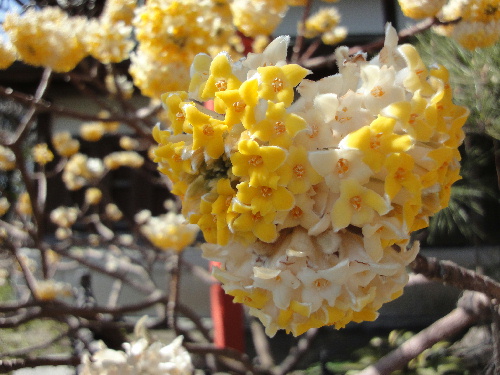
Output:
3,7,87,72
154,25,468,336
80,318,193,375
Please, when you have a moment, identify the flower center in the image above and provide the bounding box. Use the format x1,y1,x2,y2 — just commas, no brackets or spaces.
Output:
350,195,362,211
233,101,246,112
395,167,406,181
291,206,303,218
175,111,185,122
409,113,418,124
308,124,319,138
314,278,330,288
370,133,383,150
335,158,350,176
274,121,286,135
272,77,284,92
215,79,227,91
252,212,263,221
203,124,214,136
370,85,385,97
293,164,306,178
260,186,273,197
248,155,263,166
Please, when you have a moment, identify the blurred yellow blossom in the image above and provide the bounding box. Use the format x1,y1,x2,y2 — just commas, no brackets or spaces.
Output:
85,188,103,205
3,7,87,72
16,192,32,216
32,143,54,166
104,151,144,170
80,122,105,142
34,280,73,301
0,197,10,216
0,39,17,69
52,131,80,157
63,154,105,190
140,212,199,252
0,145,16,171
50,206,79,228
398,0,447,19
105,203,123,221
119,136,140,151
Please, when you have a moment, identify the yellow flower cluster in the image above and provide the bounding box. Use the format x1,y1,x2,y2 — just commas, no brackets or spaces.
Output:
3,7,87,72
0,38,17,69
130,0,237,98
34,280,73,301
302,7,347,45
399,0,499,49
154,25,468,336
0,145,16,171
103,151,144,170
62,154,105,190
32,143,54,166
138,210,199,251
52,131,80,157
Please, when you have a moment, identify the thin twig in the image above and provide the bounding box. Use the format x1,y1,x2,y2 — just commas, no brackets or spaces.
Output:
274,328,319,375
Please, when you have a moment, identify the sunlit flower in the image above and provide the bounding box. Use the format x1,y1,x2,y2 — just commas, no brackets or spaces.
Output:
105,203,123,221
0,39,17,69
83,19,134,64
0,145,16,171
50,206,79,228
16,192,32,216
104,151,144,170
52,132,80,157
0,197,10,216
32,143,54,166
154,26,467,336
230,0,289,37
80,122,105,142
63,154,105,190
398,0,447,19
140,212,199,251
34,280,72,301
4,7,87,72
80,318,193,375
85,188,103,205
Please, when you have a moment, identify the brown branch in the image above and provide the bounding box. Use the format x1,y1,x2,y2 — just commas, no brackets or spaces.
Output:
291,0,313,64
410,253,500,301
358,306,478,375
250,318,275,369
167,252,181,334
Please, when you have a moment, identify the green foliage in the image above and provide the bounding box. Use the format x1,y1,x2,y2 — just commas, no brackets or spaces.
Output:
306,330,468,375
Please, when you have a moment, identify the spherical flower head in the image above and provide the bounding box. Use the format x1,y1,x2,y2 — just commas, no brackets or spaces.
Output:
80,122,105,142
230,0,289,37
398,0,447,19
153,25,468,337
303,7,342,39
83,19,134,64
52,132,80,157
0,145,16,171
85,188,103,205
141,212,199,251
100,0,137,25
32,143,54,166
3,7,87,72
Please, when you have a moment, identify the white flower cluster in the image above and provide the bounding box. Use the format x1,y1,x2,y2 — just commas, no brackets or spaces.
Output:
81,334,193,375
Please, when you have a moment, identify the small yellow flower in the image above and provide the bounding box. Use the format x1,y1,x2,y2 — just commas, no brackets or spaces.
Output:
201,53,242,102
231,139,287,188
211,178,238,246
257,64,311,107
384,153,421,200
341,116,413,172
236,181,294,216
252,101,307,148
161,91,190,135
231,201,278,243
186,105,228,159
331,178,392,231
16,192,32,216
80,122,105,142
276,145,323,194
215,79,259,128
0,197,10,216
52,132,80,157
0,145,16,171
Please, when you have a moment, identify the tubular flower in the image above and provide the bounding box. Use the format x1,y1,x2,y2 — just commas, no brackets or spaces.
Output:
153,25,468,336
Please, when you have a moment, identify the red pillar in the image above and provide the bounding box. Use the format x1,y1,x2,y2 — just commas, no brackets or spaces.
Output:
210,261,245,352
